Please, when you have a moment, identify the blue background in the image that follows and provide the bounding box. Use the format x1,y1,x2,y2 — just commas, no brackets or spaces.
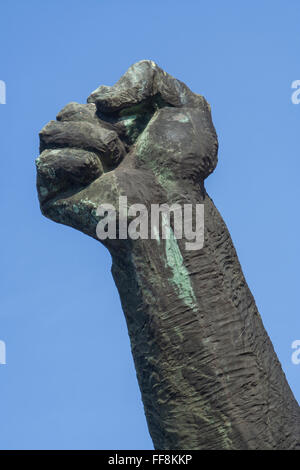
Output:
0,0,299,450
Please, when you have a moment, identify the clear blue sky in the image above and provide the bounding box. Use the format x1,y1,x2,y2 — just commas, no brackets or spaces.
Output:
0,0,299,450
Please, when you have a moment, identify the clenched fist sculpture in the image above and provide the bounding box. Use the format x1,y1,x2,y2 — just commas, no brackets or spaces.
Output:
36,61,300,449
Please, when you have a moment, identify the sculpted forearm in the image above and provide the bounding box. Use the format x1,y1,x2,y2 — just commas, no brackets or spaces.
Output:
109,191,300,450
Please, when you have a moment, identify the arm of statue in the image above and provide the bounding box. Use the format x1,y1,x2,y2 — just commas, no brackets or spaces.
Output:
35,61,300,450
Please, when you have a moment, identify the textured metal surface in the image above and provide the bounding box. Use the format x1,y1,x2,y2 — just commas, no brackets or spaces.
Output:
35,61,300,449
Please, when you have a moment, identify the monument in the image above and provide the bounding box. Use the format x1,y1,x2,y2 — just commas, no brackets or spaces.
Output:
36,61,300,449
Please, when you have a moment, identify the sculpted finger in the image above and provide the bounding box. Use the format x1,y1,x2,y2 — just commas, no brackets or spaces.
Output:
87,60,206,115
56,102,100,124
56,102,118,132
36,148,103,205
39,119,126,169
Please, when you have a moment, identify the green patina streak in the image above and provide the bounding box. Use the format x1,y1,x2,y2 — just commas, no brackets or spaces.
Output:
122,115,142,143
163,214,197,311
157,169,176,191
135,115,177,192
